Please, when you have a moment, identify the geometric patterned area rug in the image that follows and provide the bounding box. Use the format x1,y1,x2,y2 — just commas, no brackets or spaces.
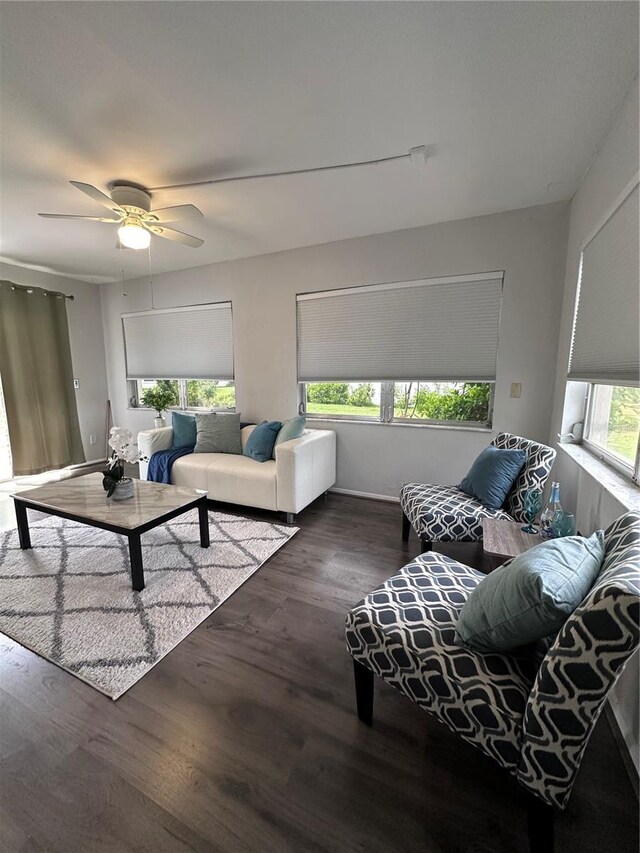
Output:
0,509,297,699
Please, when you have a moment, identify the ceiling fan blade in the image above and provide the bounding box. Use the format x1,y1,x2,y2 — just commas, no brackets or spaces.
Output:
147,224,204,248
146,204,203,224
70,181,124,214
39,213,121,222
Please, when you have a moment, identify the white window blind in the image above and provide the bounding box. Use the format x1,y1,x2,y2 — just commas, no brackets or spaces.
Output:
122,302,233,380
569,182,639,386
297,273,503,382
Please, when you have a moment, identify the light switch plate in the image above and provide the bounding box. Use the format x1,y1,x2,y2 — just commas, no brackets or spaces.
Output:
73,378,80,389
510,382,522,399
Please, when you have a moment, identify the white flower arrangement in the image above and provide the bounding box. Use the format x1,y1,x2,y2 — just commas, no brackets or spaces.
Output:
103,427,144,497
108,426,141,465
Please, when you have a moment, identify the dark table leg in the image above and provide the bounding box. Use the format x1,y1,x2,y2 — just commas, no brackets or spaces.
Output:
14,500,31,550
128,532,145,591
198,498,210,548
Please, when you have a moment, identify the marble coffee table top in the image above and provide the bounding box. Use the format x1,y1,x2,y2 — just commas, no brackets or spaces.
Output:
12,472,206,530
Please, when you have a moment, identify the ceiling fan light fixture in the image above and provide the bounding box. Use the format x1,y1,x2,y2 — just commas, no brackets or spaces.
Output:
118,217,151,250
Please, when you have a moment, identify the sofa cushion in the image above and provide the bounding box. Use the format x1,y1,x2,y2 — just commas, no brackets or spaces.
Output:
170,452,278,510
346,553,542,772
205,454,277,510
459,446,527,510
272,415,306,459
194,412,242,455
244,420,282,462
455,531,605,652
167,452,210,492
172,411,197,448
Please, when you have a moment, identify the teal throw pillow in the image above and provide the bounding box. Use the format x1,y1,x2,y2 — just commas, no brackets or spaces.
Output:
459,446,526,510
272,415,306,459
194,412,242,454
172,411,197,448
244,420,282,463
455,531,605,652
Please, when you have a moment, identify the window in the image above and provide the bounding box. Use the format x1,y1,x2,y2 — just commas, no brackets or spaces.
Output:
297,273,503,385
296,272,502,429
392,381,492,424
186,379,235,409
302,381,492,426
304,382,382,419
584,384,640,481
567,179,639,481
122,301,236,413
132,378,235,411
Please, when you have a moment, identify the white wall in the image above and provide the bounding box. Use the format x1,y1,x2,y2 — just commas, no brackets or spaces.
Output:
548,78,639,774
0,262,109,462
101,200,569,497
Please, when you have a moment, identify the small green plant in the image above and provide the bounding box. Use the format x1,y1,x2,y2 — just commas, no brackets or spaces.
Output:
141,386,176,416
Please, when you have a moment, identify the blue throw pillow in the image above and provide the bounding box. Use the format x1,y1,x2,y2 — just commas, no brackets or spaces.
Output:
271,415,306,459
172,411,197,448
244,420,282,463
459,446,526,510
455,531,605,652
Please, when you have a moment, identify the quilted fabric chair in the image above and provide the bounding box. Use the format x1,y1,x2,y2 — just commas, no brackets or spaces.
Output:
400,432,557,552
345,512,640,853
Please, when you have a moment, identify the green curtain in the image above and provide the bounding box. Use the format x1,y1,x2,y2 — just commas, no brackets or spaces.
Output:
0,281,85,475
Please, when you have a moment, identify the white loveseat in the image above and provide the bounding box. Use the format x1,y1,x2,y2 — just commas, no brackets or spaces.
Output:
138,425,336,522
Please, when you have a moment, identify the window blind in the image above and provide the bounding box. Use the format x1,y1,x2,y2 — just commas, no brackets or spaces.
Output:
122,302,233,380
568,182,639,386
297,273,503,382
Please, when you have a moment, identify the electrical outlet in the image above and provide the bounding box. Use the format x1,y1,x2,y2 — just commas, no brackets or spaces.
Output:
510,382,522,399
73,378,80,389
89,434,97,445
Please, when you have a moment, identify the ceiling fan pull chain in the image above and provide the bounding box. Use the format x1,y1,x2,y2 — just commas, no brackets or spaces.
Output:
148,244,155,310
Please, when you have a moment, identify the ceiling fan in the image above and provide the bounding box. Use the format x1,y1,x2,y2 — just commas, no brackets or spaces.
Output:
38,181,204,250
38,146,427,251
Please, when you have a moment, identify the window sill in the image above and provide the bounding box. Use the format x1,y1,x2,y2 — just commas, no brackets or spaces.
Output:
128,406,236,413
558,443,640,511
305,416,492,433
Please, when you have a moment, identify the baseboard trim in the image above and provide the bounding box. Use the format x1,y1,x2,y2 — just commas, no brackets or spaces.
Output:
329,487,399,504
71,459,106,469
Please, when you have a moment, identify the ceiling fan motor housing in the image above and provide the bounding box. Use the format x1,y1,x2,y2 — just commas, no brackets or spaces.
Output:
110,185,152,216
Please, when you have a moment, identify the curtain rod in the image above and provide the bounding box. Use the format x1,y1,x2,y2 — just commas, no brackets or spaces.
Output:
9,283,74,301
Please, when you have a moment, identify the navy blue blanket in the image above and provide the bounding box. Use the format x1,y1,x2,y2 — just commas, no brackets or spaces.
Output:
147,447,193,484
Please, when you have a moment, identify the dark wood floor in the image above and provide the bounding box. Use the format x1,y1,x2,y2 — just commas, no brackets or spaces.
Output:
0,493,637,853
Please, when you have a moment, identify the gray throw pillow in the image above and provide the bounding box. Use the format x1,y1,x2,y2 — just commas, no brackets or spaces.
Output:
194,412,242,454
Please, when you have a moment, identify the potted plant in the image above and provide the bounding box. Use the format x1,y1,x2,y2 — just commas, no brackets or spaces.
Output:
103,427,143,500
141,386,175,428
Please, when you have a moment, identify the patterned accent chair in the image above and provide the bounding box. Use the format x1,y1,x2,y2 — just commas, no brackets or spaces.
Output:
400,432,557,552
345,512,640,853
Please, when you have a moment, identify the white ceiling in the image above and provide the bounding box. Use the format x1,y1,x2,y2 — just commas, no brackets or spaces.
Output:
1,2,637,283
